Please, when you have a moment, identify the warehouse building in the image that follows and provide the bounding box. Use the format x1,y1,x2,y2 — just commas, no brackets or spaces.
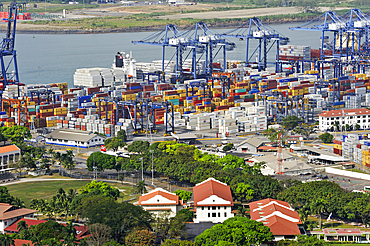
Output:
319,109,370,131
45,129,105,148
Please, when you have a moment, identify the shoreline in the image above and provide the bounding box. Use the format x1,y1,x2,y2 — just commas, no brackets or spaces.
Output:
4,16,314,34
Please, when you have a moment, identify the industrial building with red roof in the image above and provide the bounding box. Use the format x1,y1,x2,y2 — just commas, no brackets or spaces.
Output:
193,178,234,223
249,198,305,241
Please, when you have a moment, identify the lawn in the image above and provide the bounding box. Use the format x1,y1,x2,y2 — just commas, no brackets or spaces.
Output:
6,179,137,207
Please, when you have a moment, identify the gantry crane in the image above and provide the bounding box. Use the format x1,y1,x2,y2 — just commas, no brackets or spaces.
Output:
132,24,198,83
222,17,289,72
181,22,235,79
0,2,19,90
290,11,346,59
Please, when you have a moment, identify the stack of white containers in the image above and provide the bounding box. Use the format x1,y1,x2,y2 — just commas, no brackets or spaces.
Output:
365,94,370,106
73,68,103,87
100,68,114,87
3,85,21,99
219,117,237,135
116,119,134,139
196,115,210,131
344,96,362,109
67,98,78,111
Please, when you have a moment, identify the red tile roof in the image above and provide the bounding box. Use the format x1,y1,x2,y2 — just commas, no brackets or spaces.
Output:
5,218,47,232
193,178,233,207
249,198,302,236
13,239,34,246
258,146,276,151
74,225,90,240
138,188,181,206
0,145,20,154
319,109,370,118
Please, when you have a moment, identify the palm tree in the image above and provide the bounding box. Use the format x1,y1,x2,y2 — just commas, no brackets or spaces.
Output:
310,198,327,229
0,233,14,246
136,180,147,194
12,197,25,208
17,220,27,232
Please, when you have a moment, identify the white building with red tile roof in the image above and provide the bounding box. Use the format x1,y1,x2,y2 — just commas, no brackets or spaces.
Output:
193,178,234,223
0,145,20,172
319,109,370,131
137,188,185,217
0,203,37,233
249,198,304,241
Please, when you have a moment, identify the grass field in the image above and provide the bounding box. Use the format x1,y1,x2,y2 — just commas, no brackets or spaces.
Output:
6,179,137,207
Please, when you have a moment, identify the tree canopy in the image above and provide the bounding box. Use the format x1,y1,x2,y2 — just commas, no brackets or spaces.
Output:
87,152,116,171
281,116,303,130
319,133,334,143
195,217,274,246
78,180,120,200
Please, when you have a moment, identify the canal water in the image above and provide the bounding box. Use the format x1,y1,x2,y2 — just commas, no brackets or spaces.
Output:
12,22,323,86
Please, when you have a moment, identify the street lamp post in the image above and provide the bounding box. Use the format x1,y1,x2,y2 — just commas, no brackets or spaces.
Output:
140,157,144,181
149,150,154,185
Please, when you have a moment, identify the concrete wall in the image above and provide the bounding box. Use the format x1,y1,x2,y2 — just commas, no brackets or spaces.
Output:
325,167,370,181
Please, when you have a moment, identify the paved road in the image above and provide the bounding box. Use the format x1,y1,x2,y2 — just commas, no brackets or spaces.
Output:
157,6,348,20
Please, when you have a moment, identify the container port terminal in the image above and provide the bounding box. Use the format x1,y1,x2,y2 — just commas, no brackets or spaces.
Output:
2,3,370,141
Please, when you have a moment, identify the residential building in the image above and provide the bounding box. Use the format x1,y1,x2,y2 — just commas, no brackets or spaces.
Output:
14,239,35,246
193,178,234,223
319,109,370,131
4,218,47,233
0,145,21,171
249,198,304,241
137,188,185,217
45,129,105,148
0,203,37,233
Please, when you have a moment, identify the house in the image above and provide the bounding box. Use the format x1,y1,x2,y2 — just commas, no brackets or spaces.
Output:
4,218,47,233
319,109,370,131
137,188,185,217
236,137,270,153
6,218,90,241
0,145,21,172
0,203,37,233
249,198,305,241
193,178,234,223
45,129,105,148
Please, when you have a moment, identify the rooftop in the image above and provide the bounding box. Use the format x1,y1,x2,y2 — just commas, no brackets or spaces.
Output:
193,178,233,207
45,129,104,142
249,198,302,236
319,108,370,118
5,218,47,232
138,188,182,206
0,145,20,154
0,203,37,220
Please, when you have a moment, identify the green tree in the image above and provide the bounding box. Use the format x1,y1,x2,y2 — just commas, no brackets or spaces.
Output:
125,228,155,246
177,209,194,222
195,217,274,246
76,196,152,242
356,124,361,130
3,125,32,148
153,211,188,243
104,137,126,152
0,233,15,246
222,143,233,152
136,180,147,194
87,223,112,246
319,133,334,143
78,180,120,200
174,190,192,202
117,130,127,142
232,183,254,202
350,194,370,226
277,235,328,245
293,125,314,140
87,152,116,171
162,239,196,246
127,141,150,153
281,115,303,130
